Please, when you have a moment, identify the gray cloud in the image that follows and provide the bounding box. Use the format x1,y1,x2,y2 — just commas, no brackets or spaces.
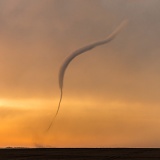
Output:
0,0,160,103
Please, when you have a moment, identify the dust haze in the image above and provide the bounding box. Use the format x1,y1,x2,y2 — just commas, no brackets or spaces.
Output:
0,0,160,147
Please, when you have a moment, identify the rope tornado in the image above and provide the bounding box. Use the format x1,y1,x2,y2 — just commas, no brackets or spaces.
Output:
46,20,128,131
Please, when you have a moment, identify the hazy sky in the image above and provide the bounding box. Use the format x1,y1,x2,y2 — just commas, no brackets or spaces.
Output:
1,0,160,147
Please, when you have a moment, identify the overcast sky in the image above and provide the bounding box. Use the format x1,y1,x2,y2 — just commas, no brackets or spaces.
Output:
0,0,160,147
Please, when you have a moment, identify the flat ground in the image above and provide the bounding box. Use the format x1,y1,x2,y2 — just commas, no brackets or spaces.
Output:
0,148,160,160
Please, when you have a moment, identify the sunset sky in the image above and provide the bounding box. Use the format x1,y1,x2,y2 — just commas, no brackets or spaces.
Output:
1,0,160,148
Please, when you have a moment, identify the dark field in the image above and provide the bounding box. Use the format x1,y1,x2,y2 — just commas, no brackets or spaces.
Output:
0,148,160,160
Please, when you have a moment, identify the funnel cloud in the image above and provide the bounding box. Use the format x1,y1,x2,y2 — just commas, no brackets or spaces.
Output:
47,20,128,131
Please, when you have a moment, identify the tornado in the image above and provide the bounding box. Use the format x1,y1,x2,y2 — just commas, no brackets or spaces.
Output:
46,20,128,131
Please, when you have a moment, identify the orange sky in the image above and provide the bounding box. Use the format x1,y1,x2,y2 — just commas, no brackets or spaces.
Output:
0,0,160,148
